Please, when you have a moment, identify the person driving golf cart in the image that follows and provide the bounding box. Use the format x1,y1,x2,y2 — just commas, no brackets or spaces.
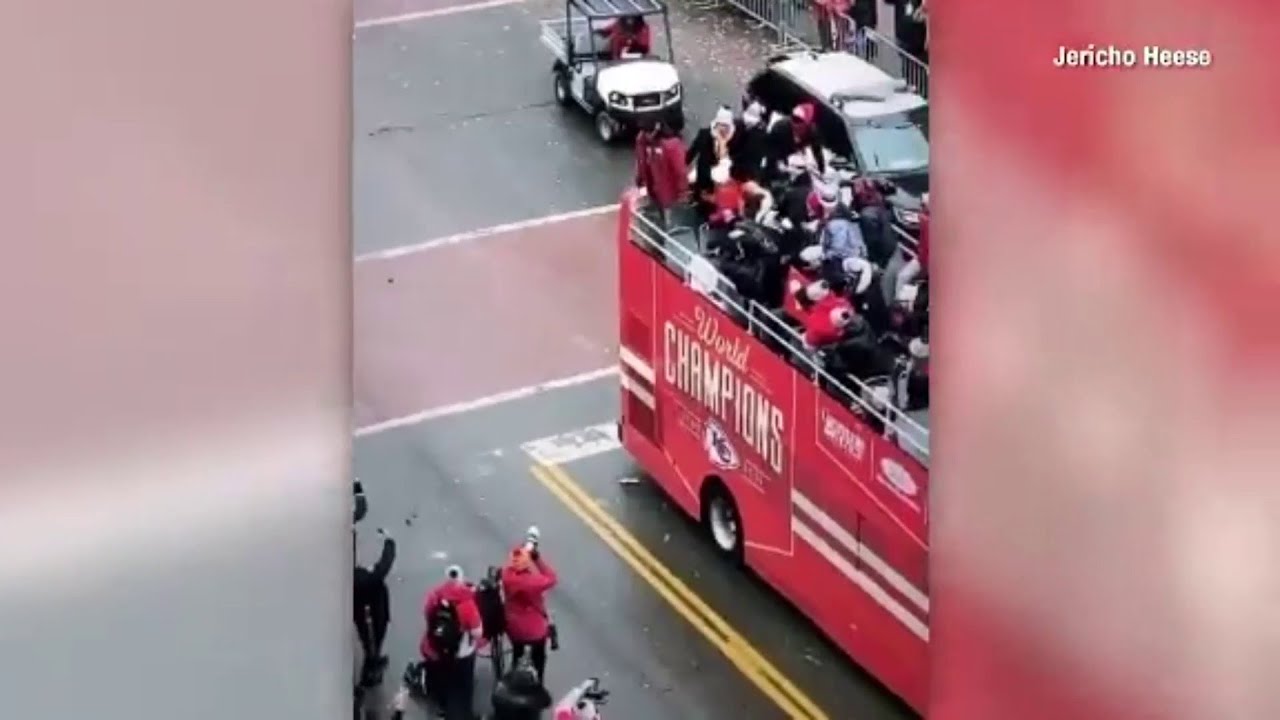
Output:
597,14,651,58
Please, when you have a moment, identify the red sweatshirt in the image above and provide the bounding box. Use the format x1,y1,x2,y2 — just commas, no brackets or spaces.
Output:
608,24,651,58
500,555,558,643
804,294,854,348
418,580,484,659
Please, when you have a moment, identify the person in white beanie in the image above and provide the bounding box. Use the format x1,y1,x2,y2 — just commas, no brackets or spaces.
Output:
419,564,484,720
686,106,737,205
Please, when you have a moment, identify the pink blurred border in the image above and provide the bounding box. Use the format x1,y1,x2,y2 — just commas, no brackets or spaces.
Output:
0,0,353,716
934,1,1280,719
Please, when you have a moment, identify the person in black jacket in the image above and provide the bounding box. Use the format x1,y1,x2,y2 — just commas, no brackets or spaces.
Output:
730,102,770,183
685,106,737,213
886,0,928,65
491,659,554,720
767,102,825,178
850,0,878,59
355,528,397,687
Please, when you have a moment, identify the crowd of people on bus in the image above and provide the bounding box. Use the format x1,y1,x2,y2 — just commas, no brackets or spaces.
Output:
634,96,930,429
355,497,574,720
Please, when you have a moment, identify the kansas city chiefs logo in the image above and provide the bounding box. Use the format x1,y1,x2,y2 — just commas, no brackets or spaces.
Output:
703,420,741,471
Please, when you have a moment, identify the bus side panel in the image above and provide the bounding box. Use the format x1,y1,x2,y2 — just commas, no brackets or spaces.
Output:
791,381,929,714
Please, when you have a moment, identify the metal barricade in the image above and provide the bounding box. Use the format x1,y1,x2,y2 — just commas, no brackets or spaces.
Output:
698,0,929,99
848,27,928,99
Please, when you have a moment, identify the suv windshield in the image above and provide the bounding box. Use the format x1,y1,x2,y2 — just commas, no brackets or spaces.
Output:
849,107,929,174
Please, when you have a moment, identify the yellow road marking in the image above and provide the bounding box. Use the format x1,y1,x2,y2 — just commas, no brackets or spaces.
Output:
529,463,830,720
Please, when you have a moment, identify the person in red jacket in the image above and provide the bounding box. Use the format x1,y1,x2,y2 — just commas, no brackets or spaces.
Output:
635,121,689,231
419,565,484,720
601,15,651,59
501,545,558,685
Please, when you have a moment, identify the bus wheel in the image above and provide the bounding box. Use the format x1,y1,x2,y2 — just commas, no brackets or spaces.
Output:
703,483,744,563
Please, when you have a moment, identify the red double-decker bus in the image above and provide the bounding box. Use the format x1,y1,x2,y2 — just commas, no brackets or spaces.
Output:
614,189,930,712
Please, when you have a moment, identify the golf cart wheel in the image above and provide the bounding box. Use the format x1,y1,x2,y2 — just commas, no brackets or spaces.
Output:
702,481,744,564
553,70,571,108
594,111,619,144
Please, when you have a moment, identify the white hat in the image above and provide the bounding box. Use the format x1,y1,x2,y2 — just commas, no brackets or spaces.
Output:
710,159,732,185
818,183,839,205
712,107,734,128
908,337,929,359
842,256,874,295
446,564,464,580
803,279,830,302
798,245,823,267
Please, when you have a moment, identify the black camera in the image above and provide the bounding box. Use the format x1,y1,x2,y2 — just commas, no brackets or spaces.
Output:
353,480,368,524
547,622,560,651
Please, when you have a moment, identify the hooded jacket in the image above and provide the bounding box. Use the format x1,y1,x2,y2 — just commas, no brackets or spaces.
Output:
418,578,483,660
500,551,559,643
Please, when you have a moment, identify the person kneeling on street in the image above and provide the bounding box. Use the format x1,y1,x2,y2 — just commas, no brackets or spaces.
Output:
491,658,554,720
501,544,559,685
420,565,484,720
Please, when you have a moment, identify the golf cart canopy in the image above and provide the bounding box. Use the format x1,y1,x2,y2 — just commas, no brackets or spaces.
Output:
568,0,668,19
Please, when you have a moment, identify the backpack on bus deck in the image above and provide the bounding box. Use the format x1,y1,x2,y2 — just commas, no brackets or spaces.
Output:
427,599,463,658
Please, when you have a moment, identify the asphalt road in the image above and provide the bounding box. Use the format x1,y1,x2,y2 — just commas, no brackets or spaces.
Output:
353,1,919,717
354,378,916,719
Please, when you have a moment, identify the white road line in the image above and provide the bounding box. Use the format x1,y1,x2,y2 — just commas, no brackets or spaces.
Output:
354,0,526,29
354,203,619,263
521,422,622,465
354,367,618,437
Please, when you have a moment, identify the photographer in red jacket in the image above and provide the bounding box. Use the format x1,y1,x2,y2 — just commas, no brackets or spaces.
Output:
419,565,484,720
500,540,559,686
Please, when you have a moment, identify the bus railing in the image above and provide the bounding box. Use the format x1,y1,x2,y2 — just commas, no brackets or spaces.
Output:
626,197,930,464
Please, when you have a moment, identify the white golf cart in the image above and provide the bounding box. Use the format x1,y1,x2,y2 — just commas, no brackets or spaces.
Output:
539,0,684,144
